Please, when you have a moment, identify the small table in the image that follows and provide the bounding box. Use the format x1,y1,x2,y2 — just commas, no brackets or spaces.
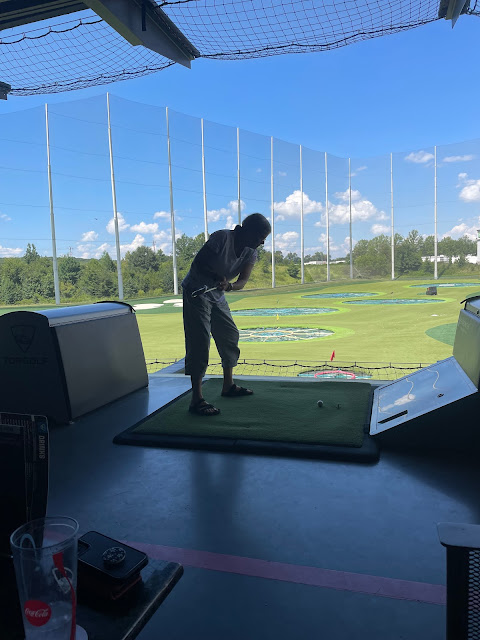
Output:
2,557,183,640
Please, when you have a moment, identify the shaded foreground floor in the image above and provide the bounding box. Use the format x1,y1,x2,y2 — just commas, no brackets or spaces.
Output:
47,373,480,639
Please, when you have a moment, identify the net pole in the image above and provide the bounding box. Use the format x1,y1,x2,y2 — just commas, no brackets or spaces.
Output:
45,104,60,305
166,107,178,295
434,145,438,280
300,144,304,284
391,152,395,280
237,127,241,224
201,118,208,241
106,93,124,300
325,152,330,281
349,157,353,280
271,136,275,288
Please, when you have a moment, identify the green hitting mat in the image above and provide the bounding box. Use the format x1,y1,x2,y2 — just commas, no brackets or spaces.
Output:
113,379,378,462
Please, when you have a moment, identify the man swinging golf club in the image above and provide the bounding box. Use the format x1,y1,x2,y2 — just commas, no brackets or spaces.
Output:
182,213,271,416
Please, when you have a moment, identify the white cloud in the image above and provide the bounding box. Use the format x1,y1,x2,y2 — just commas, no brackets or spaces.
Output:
405,150,434,164
351,165,367,177
275,231,299,252
81,230,98,242
225,215,236,230
340,236,356,255
442,223,478,240
153,210,170,220
0,245,22,257
77,242,111,260
120,234,145,254
207,199,245,222
323,189,385,225
443,155,475,163
312,232,340,254
153,228,183,255
130,221,159,234
107,212,129,234
76,233,148,259
458,174,480,202
335,189,362,203
0,213,11,221
371,224,390,235
274,190,323,220
278,171,287,177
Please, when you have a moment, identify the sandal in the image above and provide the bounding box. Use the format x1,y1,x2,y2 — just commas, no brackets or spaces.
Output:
221,384,253,398
188,399,220,416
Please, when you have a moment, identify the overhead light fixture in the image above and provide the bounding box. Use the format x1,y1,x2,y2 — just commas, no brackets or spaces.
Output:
0,82,12,100
438,0,471,27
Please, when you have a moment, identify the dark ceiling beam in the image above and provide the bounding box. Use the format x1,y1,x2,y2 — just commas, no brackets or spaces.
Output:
84,0,199,67
0,1,86,30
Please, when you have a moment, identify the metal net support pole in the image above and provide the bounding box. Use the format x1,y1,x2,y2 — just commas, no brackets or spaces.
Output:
45,103,60,305
300,144,304,284
166,107,178,295
434,145,438,280
201,118,208,241
106,93,124,300
237,127,242,225
349,157,353,280
325,152,330,281
271,136,275,288
391,152,395,281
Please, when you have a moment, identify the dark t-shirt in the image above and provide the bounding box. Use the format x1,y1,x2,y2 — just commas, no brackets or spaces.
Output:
182,229,257,301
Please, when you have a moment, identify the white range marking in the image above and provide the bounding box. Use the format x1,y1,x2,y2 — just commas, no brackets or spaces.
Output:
133,303,164,310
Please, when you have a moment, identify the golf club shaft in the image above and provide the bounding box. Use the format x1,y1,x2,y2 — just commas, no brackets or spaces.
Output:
191,285,219,298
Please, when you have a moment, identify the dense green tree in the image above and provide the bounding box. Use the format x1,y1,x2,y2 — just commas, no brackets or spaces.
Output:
397,242,422,274
176,233,204,269
0,258,25,303
287,263,300,279
22,258,55,301
284,252,301,264
305,251,328,262
24,243,40,264
124,246,159,272
456,235,476,258
78,259,117,298
99,251,116,272
59,255,82,285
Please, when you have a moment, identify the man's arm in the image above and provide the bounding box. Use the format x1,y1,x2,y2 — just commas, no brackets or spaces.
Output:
218,262,255,291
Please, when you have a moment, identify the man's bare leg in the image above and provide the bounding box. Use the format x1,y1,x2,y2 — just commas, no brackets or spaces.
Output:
190,375,204,405
190,375,218,415
222,366,234,394
221,367,253,396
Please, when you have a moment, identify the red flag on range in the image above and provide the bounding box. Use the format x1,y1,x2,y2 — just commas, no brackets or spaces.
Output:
330,350,335,362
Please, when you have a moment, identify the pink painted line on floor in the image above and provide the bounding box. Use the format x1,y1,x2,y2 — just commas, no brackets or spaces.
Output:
124,541,446,606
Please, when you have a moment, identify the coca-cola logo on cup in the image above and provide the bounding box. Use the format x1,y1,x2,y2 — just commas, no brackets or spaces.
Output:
24,600,52,627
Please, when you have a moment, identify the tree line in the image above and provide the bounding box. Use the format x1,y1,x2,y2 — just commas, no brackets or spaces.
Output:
0,232,477,305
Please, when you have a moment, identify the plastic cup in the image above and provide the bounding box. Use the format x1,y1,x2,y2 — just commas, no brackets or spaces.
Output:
10,516,79,640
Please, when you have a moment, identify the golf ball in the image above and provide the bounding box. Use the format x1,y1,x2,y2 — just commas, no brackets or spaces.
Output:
317,400,323,408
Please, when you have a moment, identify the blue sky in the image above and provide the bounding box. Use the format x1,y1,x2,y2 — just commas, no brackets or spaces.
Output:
0,14,479,260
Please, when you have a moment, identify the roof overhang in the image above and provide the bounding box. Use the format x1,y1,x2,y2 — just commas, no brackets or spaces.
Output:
0,1,85,30
438,0,471,26
84,0,199,67
0,0,199,67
